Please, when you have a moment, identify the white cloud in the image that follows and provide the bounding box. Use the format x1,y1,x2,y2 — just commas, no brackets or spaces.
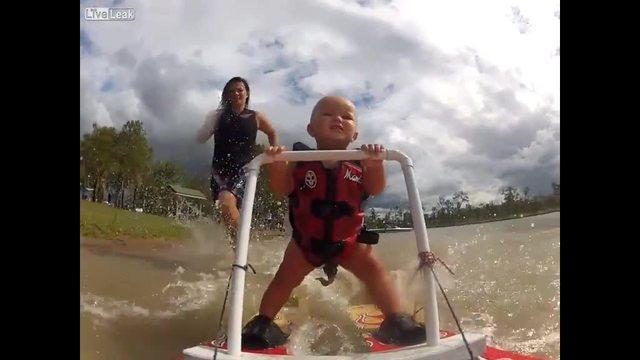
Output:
80,0,559,206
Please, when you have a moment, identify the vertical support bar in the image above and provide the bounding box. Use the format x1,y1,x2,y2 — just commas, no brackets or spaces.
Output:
401,160,439,346
227,166,260,357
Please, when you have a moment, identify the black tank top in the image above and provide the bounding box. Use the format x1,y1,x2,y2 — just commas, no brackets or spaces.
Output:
212,108,258,175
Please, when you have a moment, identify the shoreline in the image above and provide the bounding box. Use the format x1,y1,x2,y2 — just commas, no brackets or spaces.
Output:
80,212,557,258
79,228,287,259
425,209,559,229
80,236,188,258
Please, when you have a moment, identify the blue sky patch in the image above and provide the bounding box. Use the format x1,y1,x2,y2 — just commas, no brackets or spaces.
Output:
80,29,94,54
100,77,116,92
284,60,318,105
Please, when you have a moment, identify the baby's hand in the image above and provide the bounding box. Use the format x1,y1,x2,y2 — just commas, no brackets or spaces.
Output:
265,145,292,195
265,145,286,156
360,144,385,168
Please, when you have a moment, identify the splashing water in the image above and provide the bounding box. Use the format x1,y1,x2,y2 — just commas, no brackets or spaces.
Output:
80,212,559,359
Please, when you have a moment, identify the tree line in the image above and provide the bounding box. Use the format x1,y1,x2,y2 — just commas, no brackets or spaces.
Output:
81,121,558,230
80,122,285,227
364,184,560,229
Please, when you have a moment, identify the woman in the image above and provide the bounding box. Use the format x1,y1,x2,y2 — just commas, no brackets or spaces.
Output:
197,77,278,238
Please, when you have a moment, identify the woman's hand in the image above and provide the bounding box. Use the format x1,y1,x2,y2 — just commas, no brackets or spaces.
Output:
265,145,286,156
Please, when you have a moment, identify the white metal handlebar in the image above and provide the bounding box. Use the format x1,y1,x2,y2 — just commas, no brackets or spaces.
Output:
245,149,412,170
226,149,437,358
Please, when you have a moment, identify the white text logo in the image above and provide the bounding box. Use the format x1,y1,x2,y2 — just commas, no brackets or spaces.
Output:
84,7,135,21
344,168,362,183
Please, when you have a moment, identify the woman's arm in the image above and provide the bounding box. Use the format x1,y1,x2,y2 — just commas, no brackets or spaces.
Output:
256,112,279,146
196,110,221,143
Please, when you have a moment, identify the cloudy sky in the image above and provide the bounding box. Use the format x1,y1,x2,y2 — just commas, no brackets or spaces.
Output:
80,0,559,208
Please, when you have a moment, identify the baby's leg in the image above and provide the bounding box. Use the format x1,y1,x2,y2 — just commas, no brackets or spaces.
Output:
259,240,316,319
337,244,402,316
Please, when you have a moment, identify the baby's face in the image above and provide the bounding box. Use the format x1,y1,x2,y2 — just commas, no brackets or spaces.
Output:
308,97,358,147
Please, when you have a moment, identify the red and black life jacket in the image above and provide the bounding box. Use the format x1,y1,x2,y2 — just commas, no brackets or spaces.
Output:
288,142,378,267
